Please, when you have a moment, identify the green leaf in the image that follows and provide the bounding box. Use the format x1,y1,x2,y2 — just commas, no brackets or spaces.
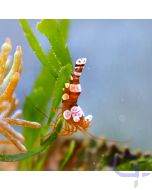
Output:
23,87,44,150
19,19,58,78
37,19,72,66
19,19,72,169
34,148,50,171
59,19,70,42
19,19,47,66
47,19,71,71
48,64,72,123
59,140,76,170
0,119,63,162
23,67,56,150
21,19,72,151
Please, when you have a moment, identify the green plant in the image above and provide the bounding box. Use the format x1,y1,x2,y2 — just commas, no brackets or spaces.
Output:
0,19,73,170
115,156,152,171
0,20,151,171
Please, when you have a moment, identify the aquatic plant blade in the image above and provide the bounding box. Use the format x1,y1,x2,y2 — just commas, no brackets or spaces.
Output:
37,19,72,66
48,64,72,123
23,89,45,149
34,148,50,171
19,19,72,168
21,19,72,149
59,19,70,42
0,119,63,162
19,20,48,66
47,19,71,72
23,64,57,148
59,140,76,170
19,19,58,78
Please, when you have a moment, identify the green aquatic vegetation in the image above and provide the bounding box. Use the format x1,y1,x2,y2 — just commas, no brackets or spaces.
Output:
115,156,152,171
0,19,151,171
19,19,72,170
0,19,72,169
59,140,76,170
20,19,72,151
0,118,63,162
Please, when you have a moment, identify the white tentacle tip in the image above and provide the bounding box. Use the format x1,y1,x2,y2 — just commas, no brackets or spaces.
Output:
2,38,12,52
15,46,22,56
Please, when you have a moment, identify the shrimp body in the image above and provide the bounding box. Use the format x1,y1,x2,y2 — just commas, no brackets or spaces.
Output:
61,58,93,135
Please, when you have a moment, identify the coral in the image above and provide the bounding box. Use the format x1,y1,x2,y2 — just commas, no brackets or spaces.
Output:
0,38,41,153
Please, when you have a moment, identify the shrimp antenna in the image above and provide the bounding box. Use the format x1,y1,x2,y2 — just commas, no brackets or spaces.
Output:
22,90,49,120
78,126,129,144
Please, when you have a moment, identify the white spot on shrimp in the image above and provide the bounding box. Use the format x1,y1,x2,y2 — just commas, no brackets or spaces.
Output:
76,58,87,65
73,116,80,122
62,93,69,100
71,106,79,113
70,84,81,92
85,115,93,122
74,71,81,76
71,106,84,120
71,106,84,118
65,83,70,88
77,110,83,118
63,110,71,120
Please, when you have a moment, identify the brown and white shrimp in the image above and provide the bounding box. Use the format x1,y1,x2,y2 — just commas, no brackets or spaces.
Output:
55,58,93,136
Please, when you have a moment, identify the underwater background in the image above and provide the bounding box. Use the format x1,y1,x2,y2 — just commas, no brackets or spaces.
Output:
0,19,151,151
